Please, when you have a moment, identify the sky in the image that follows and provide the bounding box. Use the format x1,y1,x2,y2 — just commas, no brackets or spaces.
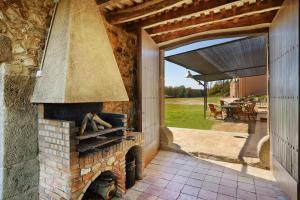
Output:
164,37,244,89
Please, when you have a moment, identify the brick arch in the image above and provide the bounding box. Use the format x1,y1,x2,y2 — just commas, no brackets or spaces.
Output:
125,145,144,181
79,168,123,200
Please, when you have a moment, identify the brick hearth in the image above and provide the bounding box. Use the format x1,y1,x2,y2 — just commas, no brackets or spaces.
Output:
37,106,144,200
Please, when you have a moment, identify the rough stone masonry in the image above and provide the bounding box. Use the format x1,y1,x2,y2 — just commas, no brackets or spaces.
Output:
0,0,138,199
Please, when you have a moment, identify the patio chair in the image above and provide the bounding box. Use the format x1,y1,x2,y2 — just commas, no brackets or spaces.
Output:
233,106,247,120
220,100,226,106
220,100,227,114
209,104,222,119
244,102,257,120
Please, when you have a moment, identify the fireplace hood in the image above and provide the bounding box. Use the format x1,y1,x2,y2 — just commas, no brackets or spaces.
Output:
31,0,129,103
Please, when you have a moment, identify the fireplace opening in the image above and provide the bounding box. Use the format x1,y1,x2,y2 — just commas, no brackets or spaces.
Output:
125,145,143,189
42,103,128,154
82,171,118,200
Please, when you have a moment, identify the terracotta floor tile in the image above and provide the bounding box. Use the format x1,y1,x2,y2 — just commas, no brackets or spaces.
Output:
159,172,174,180
144,185,164,195
255,187,277,197
210,165,225,172
158,189,180,200
174,159,187,165
132,181,150,192
127,151,288,200
201,181,219,193
177,169,192,177
181,165,195,171
207,170,223,177
218,185,237,197
220,178,237,188
222,173,238,181
217,194,237,200
163,167,178,175
193,167,209,174
137,192,158,200
223,168,238,175
172,175,188,184
166,182,185,191
238,176,254,184
125,189,142,200
178,193,198,200
238,182,256,193
142,175,157,184
181,185,201,196
237,189,256,200
186,178,203,188
191,172,206,180
204,175,221,184
198,189,218,200
256,195,277,200
152,178,169,188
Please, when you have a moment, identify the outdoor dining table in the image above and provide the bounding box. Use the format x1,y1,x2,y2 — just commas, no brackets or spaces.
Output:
222,104,239,120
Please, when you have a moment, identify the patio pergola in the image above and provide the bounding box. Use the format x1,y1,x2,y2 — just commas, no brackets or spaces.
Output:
165,35,267,117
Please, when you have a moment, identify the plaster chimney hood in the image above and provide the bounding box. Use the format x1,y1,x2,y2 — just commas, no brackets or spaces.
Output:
31,0,129,103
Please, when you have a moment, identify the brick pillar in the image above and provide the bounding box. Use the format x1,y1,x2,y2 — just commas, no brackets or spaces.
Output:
38,110,78,200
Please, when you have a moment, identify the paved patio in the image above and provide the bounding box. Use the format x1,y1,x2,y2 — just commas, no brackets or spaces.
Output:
168,111,268,166
125,151,288,200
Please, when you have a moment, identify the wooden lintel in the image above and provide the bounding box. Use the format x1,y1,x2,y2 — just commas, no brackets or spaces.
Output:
146,0,283,35
105,0,182,25
160,28,269,50
138,0,239,28
153,10,277,44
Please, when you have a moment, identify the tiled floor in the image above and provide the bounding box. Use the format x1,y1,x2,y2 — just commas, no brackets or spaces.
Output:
124,151,288,200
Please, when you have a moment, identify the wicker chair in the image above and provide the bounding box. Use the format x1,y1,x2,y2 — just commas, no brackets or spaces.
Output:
233,106,247,120
209,104,222,119
244,102,257,120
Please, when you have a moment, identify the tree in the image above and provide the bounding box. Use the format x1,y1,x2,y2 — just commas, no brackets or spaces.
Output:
165,86,204,98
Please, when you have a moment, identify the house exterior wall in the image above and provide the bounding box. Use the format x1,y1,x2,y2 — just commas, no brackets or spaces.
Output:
230,75,267,98
140,30,160,165
269,0,299,199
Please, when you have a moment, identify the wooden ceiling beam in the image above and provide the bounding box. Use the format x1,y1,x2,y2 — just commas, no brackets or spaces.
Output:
146,0,283,35
96,0,110,5
105,0,184,25
160,28,269,50
138,0,239,28
153,10,277,44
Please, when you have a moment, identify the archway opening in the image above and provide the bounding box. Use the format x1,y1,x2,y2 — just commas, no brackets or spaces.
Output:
125,145,143,189
82,171,117,200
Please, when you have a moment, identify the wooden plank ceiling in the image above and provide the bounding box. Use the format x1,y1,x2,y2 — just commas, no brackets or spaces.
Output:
98,0,284,49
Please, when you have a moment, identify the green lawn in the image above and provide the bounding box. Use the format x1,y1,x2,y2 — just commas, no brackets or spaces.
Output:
165,104,214,130
165,96,220,104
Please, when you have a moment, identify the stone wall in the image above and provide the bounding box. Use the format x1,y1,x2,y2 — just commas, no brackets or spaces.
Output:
102,22,138,130
0,1,138,199
0,0,53,199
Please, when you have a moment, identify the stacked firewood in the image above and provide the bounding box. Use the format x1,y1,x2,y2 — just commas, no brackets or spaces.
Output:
79,113,112,135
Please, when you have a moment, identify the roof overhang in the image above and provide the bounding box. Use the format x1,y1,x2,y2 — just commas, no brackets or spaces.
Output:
165,35,267,82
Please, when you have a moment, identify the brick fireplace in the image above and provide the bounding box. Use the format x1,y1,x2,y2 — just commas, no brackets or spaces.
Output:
37,104,144,200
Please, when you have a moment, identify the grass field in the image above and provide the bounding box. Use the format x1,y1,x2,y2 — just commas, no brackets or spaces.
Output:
165,104,214,130
165,96,220,104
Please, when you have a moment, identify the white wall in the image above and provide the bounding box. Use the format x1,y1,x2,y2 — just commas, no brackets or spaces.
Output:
141,30,160,164
269,0,299,199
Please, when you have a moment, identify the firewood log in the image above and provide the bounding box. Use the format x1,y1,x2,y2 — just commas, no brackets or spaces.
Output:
92,114,112,128
91,120,98,132
79,113,93,135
